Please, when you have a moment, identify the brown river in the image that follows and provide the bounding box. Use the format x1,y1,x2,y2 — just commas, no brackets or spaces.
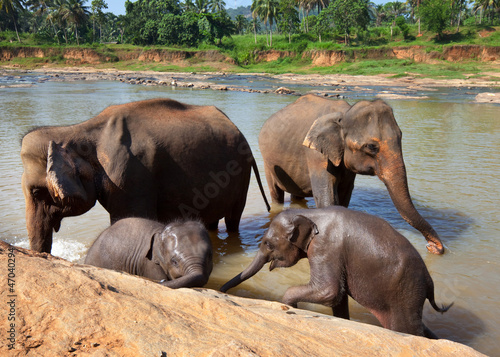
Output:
0,74,498,355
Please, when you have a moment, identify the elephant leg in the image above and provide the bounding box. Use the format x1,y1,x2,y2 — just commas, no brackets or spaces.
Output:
282,280,345,310
264,164,285,204
224,196,247,232
307,152,338,208
309,169,337,208
207,221,219,231
337,171,356,208
332,294,350,319
423,324,439,339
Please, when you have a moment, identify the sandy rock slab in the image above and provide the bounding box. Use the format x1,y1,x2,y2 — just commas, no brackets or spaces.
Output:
475,92,500,103
0,241,485,356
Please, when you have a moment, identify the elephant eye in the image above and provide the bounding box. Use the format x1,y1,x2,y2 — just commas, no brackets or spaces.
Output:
31,187,48,199
170,257,179,267
364,143,379,156
265,241,274,251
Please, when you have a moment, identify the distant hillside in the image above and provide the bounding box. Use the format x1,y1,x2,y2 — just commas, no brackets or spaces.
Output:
227,6,252,20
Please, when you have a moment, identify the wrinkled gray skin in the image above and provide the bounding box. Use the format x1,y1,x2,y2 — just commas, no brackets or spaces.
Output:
85,218,213,289
221,206,452,338
21,98,269,253
259,94,444,254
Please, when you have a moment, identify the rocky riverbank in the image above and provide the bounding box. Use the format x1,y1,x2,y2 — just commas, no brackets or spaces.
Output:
0,241,486,356
2,66,500,103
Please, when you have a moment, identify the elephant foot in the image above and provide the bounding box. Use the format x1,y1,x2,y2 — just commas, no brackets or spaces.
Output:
426,242,444,255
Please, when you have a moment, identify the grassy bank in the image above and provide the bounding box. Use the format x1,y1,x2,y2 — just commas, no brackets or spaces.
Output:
1,25,499,81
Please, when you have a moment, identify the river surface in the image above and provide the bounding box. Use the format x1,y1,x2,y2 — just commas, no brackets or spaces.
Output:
0,74,499,355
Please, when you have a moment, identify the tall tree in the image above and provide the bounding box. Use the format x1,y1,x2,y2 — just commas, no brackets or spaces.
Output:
234,14,248,35
0,0,25,42
210,0,225,13
385,1,407,40
63,0,89,45
91,0,107,42
329,0,370,45
252,0,279,47
50,0,69,43
472,0,499,24
418,0,452,39
278,0,299,43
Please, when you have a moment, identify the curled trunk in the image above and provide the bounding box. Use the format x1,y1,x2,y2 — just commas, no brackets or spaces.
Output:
221,250,268,293
378,158,444,254
161,271,208,289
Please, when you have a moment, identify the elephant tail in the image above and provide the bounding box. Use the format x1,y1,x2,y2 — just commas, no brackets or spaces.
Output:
427,273,454,314
252,159,271,212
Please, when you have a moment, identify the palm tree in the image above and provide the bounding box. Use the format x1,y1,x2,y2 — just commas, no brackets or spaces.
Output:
252,0,279,47
0,0,25,42
297,0,314,32
369,3,386,27
210,0,225,13
234,14,248,35
385,1,407,40
193,0,212,13
63,0,89,45
473,0,499,24
50,0,69,43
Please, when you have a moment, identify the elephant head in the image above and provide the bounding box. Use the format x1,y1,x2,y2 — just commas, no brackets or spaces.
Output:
21,133,97,253
221,214,316,292
303,100,444,254
148,221,213,289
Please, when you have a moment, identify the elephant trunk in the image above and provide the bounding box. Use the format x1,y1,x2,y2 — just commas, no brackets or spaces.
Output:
161,260,210,289
25,203,59,253
161,271,208,289
220,250,268,293
378,155,444,254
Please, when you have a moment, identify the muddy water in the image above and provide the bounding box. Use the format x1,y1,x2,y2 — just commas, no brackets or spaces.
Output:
0,77,498,355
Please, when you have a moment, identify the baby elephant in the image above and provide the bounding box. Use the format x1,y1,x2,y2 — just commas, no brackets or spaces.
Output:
221,206,452,338
85,218,213,289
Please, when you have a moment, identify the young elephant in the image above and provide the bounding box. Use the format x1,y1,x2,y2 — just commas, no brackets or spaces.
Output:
221,206,452,338
85,218,213,289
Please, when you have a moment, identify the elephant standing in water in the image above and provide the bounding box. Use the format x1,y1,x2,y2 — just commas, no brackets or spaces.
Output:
21,98,269,253
259,94,444,254
221,207,452,338
85,218,212,289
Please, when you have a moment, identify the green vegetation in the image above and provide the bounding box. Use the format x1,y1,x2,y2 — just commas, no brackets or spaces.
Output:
0,0,499,79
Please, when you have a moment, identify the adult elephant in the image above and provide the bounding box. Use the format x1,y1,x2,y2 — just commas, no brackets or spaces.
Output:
259,94,444,254
21,98,270,253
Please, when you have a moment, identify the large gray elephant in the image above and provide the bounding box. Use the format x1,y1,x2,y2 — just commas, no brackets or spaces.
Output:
221,207,452,338
85,218,212,289
259,94,444,254
21,98,270,253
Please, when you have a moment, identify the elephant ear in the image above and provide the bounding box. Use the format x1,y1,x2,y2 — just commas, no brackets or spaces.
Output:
97,115,132,188
46,141,88,204
145,232,161,265
289,215,319,252
303,112,344,166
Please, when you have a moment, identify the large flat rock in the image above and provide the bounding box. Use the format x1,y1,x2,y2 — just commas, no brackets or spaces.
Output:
0,241,484,356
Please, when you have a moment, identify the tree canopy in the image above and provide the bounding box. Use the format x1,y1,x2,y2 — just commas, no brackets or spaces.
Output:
1,0,499,47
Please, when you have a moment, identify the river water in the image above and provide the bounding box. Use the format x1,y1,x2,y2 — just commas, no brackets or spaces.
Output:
0,73,498,355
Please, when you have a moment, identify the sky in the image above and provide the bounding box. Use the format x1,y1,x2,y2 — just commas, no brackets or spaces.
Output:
104,0,390,16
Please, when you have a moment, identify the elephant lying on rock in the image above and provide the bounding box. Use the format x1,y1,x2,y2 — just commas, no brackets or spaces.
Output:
221,206,452,338
259,94,444,254
21,98,270,253
85,218,213,289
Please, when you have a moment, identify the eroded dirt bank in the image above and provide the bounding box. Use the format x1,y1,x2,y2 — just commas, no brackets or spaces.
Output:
1,45,499,67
